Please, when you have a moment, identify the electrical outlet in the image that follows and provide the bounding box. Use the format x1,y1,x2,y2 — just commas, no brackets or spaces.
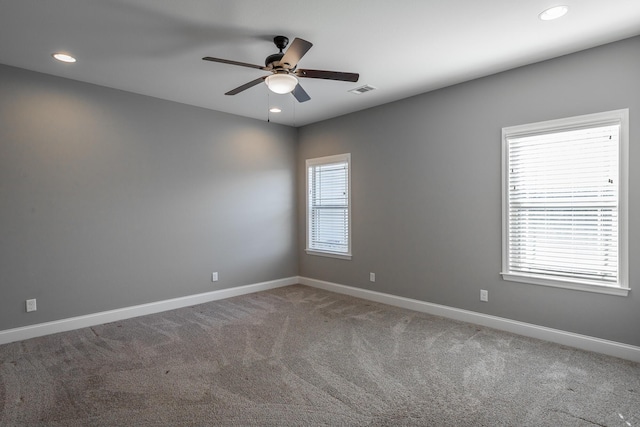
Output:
26,299,37,312
480,290,488,302
212,272,219,282
369,272,376,282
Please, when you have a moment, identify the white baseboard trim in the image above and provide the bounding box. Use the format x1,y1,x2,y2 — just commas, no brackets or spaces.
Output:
4,276,639,363
0,277,297,346
299,276,640,363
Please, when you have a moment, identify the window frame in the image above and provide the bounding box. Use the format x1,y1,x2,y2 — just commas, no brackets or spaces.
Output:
501,109,629,296
305,153,352,260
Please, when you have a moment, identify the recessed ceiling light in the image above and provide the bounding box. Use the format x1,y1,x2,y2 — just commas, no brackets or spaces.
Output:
52,53,76,63
269,107,282,113
539,5,568,21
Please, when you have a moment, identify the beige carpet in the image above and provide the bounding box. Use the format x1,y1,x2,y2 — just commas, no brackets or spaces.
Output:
1,284,639,426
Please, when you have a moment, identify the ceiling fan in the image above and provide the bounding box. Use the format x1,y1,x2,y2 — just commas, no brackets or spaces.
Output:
202,36,359,103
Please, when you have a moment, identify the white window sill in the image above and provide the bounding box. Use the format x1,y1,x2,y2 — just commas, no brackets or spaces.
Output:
501,272,630,297
306,249,352,260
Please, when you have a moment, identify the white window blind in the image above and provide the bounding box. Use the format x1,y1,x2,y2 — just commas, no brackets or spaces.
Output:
306,154,351,258
502,109,628,295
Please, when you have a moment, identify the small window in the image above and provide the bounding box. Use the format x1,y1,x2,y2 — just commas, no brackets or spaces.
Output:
306,153,351,260
501,109,629,296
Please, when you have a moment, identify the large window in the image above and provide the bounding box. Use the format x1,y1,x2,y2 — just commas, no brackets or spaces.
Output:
501,110,628,296
306,153,351,259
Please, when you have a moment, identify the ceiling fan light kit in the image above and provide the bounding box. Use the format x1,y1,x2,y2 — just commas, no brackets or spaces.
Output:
265,73,298,94
203,35,359,103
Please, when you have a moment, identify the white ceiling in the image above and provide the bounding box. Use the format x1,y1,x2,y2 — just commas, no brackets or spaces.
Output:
2,1,640,127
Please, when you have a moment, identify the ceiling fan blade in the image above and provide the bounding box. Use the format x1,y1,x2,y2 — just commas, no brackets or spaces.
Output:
279,38,313,69
296,69,359,82
203,56,267,70
225,77,267,95
291,84,311,103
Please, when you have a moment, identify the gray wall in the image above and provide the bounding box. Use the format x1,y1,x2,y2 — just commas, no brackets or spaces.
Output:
298,36,640,347
0,64,298,330
3,36,639,348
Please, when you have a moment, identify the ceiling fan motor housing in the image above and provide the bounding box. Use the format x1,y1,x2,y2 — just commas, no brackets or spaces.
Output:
265,53,285,69
266,36,290,69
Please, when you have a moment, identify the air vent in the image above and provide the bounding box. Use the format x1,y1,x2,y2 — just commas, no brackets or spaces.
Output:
349,85,376,95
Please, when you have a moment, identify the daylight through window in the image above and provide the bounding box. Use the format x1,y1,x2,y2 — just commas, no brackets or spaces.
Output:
306,154,351,259
501,110,628,296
